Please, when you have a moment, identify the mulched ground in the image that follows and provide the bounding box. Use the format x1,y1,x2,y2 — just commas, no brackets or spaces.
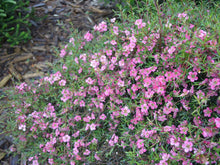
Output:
0,0,118,164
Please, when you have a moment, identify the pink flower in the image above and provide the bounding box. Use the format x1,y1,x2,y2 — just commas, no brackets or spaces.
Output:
187,71,198,82
161,153,170,161
90,60,99,68
163,126,171,132
99,114,106,120
179,127,188,135
136,139,145,149
69,37,75,46
135,19,146,29
94,21,107,32
215,118,220,128
59,79,66,86
110,18,116,23
63,135,70,142
202,127,214,138
94,153,101,161
72,131,79,138
209,78,220,90
90,123,96,131
110,40,117,45
70,161,75,165
48,158,54,165
83,149,91,155
121,106,130,116
84,31,93,41
32,160,39,165
168,46,176,54
60,49,66,58
141,103,149,115
203,107,212,117
113,26,119,35
106,49,112,56
74,115,81,121
170,137,180,147
182,140,193,153
117,79,125,87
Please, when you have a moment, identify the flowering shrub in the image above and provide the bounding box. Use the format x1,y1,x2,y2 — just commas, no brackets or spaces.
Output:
7,0,220,165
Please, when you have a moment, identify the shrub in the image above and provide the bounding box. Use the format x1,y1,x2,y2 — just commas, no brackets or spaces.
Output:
0,0,32,46
7,0,219,164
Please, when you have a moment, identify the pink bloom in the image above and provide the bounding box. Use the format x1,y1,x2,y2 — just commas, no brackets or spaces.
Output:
90,123,96,131
196,90,205,100
187,71,198,82
100,114,106,120
139,147,147,154
70,161,75,165
202,127,215,137
106,49,112,56
141,103,149,115
60,49,66,58
90,60,99,68
63,135,70,142
95,153,101,161
79,100,85,107
121,106,130,116
69,37,75,46
215,118,220,128
161,153,170,161
59,79,66,86
94,21,107,32
135,19,146,29
158,160,168,165
170,137,180,147
179,127,188,135
117,79,125,87
83,149,91,155
32,160,39,165
84,31,93,41
48,158,54,165
113,26,119,35
209,78,220,90
203,107,212,117
110,40,117,45
136,139,145,149
182,140,193,153
110,18,116,23
163,126,172,132
74,115,81,121
197,29,207,40
131,84,138,92
72,131,80,138
149,101,157,109
168,46,176,54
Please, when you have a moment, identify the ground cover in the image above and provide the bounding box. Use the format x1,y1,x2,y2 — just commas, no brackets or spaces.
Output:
4,0,220,164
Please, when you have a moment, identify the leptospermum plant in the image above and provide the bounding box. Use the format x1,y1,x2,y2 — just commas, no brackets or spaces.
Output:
7,0,220,164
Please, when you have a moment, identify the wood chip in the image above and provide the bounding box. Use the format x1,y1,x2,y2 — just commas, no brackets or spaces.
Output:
88,6,112,15
32,46,46,51
12,53,33,63
0,74,12,88
8,63,23,81
23,72,44,79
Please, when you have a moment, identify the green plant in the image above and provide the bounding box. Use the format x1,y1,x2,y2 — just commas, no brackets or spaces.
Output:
6,0,220,164
0,0,32,46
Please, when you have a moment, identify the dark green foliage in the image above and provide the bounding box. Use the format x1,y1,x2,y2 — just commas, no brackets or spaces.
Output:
0,0,33,46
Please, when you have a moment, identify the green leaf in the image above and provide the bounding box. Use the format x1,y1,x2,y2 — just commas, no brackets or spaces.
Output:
4,0,16,4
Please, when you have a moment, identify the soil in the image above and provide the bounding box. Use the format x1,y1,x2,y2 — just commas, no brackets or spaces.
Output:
0,0,119,164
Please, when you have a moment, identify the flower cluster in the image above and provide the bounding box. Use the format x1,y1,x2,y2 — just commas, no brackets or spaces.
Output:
9,2,220,165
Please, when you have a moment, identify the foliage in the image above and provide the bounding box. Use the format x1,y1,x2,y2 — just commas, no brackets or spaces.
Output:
6,0,220,164
0,0,32,46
